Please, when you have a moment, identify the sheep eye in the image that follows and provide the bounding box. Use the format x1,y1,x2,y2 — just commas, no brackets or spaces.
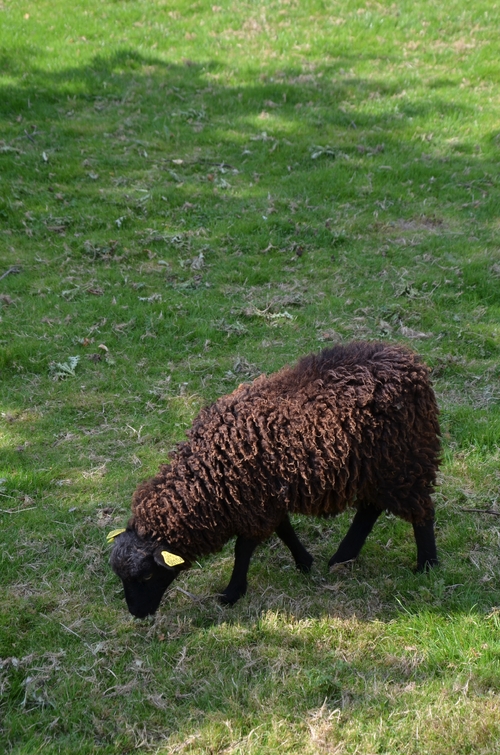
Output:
143,573,153,581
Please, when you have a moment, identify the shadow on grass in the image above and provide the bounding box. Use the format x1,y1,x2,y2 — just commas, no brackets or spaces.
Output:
1,48,498,360
0,48,495,185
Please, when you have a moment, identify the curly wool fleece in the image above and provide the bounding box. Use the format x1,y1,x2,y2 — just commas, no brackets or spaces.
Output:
130,341,440,563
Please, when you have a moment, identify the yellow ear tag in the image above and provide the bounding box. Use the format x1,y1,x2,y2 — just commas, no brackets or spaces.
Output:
107,528,126,542
161,551,185,567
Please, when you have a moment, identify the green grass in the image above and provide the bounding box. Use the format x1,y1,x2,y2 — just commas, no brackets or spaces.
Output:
1,0,500,752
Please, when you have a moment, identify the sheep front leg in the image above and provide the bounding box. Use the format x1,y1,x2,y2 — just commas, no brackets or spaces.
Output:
328,505,381,568
275,514,313,572
413,517,438,571
219,535,260,606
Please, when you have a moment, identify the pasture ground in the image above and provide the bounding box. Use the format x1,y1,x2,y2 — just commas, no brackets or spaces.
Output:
1,1,499,752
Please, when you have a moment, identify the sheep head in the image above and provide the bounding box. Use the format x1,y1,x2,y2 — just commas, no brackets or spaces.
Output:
109,528,185,618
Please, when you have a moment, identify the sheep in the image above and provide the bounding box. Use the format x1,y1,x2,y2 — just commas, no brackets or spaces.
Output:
109,341,440,618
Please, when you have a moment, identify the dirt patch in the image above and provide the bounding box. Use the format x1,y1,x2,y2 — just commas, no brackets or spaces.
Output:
391,215,448,232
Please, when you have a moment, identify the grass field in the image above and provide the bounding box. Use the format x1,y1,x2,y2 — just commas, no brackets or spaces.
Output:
1,0,500,752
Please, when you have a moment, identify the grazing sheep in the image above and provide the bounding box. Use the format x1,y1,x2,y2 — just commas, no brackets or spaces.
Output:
109,341,440,618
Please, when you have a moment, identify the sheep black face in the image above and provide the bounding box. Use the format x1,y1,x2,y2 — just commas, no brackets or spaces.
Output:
109,529,185,618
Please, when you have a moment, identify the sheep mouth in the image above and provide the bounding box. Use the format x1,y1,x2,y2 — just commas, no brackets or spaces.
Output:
122,569,178,618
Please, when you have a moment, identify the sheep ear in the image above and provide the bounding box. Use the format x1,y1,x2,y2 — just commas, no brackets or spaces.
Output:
107,528,126,543
154,547,185,569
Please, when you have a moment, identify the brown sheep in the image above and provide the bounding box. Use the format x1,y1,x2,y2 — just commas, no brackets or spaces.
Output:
109,341,440,618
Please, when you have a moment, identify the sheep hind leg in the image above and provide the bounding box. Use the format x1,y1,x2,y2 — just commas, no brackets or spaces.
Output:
219,535,260,606
275,514,314,573
328,505,381,568
413,517,438,572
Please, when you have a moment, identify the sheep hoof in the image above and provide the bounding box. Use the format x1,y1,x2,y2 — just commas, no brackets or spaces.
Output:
218,588,246,606
218,595,236,607
415,558,439,573
296,554,314,573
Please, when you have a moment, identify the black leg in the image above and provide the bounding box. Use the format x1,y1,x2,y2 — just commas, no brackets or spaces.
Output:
219,535,260,606
275,514,313,573
328,506,382,568
413,518,438,571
